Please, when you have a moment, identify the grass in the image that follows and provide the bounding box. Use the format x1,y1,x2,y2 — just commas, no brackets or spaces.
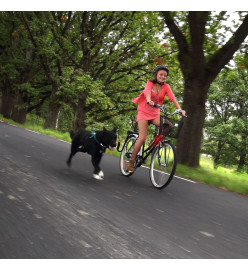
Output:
1,114,248,196
176,157,248,196
1,115,71,142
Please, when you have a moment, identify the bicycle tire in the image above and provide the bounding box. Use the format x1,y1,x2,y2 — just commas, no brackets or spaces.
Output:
150,141,177,189
120,135,137,176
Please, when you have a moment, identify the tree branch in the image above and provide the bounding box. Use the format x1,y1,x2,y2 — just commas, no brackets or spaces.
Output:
205,13,248,84
188,11,209,51
161,11,191,75
90,107,137,123
188,11,209,70
27,92,50,113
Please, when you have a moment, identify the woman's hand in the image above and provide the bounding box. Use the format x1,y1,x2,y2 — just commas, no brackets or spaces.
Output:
180,109,187,117
147,100,155,106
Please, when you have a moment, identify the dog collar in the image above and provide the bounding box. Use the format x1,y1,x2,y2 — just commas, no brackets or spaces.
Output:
90,129,105,150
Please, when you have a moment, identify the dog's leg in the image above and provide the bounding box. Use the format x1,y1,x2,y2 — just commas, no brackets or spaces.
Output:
67,153,73,167
66,142,78,167
92,155,104,180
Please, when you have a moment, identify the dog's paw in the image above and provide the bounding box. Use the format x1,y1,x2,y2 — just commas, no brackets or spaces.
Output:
93,171,104,180
99,170,104,178
93,174,104,180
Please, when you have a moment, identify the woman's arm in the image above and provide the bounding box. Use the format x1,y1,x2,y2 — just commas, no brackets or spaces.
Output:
146,93,155,106
172,98,186,116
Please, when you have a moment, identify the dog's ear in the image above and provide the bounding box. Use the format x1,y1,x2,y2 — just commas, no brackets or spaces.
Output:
113,127,117,133
103,127,106,131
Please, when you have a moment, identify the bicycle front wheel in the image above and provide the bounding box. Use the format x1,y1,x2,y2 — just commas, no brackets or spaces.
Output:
120,135,137,176
150,141,177,189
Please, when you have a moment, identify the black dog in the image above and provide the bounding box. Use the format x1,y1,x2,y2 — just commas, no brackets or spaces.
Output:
67,127,117,180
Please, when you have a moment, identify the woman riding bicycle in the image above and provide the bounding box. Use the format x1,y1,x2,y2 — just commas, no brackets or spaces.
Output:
127,65,186,173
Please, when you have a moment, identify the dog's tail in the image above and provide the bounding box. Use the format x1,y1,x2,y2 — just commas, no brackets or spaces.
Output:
69,130,75,139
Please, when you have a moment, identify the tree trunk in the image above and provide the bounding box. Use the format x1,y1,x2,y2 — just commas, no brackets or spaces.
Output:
176,80,208,167
237,135,247,172
11,108,28,124
1,85,15,118
214,141,223,169
11,90,28,124
44,101,61,129
11,105,28,124
237,152,246,172
44,83,61,130
73,91,87,132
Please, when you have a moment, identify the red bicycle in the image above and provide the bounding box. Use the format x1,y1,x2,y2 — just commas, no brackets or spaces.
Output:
118,104,184,189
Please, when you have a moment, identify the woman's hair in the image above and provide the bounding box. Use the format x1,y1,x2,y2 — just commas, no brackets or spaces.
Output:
149,65,169,84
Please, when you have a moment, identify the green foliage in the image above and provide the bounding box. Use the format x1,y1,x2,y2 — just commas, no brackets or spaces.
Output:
203,54,248,171
0,11,51,123
57,105,73,133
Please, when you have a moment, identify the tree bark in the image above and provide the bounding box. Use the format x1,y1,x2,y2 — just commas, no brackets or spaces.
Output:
44,102,61,129
1,83,15,118
237,152,246,172
176,80,208,167
44,83,61,129
214,141,223,169
73,91,87,132
11,90,28,124
1,91,15,119
237,134,247,172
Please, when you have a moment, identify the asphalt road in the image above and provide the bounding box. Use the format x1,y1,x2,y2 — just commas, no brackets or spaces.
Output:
0,120,248,259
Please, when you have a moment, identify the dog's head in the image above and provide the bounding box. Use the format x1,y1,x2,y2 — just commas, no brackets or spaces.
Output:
99,127,117,151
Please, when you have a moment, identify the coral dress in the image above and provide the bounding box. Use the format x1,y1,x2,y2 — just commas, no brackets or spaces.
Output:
132,80,175,121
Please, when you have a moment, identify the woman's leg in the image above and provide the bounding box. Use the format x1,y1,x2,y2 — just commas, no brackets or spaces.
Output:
128,120,148,172
151,116,174,136
151,116,160,128
158,116,174,136
131,120,148,161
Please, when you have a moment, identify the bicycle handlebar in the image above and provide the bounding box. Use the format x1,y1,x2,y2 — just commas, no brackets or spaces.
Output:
153,104,186,117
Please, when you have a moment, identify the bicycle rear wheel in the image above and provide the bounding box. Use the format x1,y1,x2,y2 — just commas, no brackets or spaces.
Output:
150,141,177,189
120,135,137,176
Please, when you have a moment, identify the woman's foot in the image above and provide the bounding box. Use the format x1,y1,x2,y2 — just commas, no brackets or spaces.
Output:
127,160,135,173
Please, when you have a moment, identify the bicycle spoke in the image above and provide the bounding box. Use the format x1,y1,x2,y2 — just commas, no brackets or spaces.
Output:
120,136,137,176
150,142,177,189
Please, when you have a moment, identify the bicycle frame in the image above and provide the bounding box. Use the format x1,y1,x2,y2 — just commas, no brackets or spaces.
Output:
136,133,165,167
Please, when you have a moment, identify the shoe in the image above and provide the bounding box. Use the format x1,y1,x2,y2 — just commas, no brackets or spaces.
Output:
127,160,135,173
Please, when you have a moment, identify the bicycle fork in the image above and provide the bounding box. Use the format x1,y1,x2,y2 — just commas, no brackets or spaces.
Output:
158,143,169,167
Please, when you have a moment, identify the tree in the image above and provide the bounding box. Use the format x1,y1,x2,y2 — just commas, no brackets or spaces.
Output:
203,54,248,172
0,12,50,123
45,11,169,131
162,11,248,167
203,69,238,169
20,11,74,129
